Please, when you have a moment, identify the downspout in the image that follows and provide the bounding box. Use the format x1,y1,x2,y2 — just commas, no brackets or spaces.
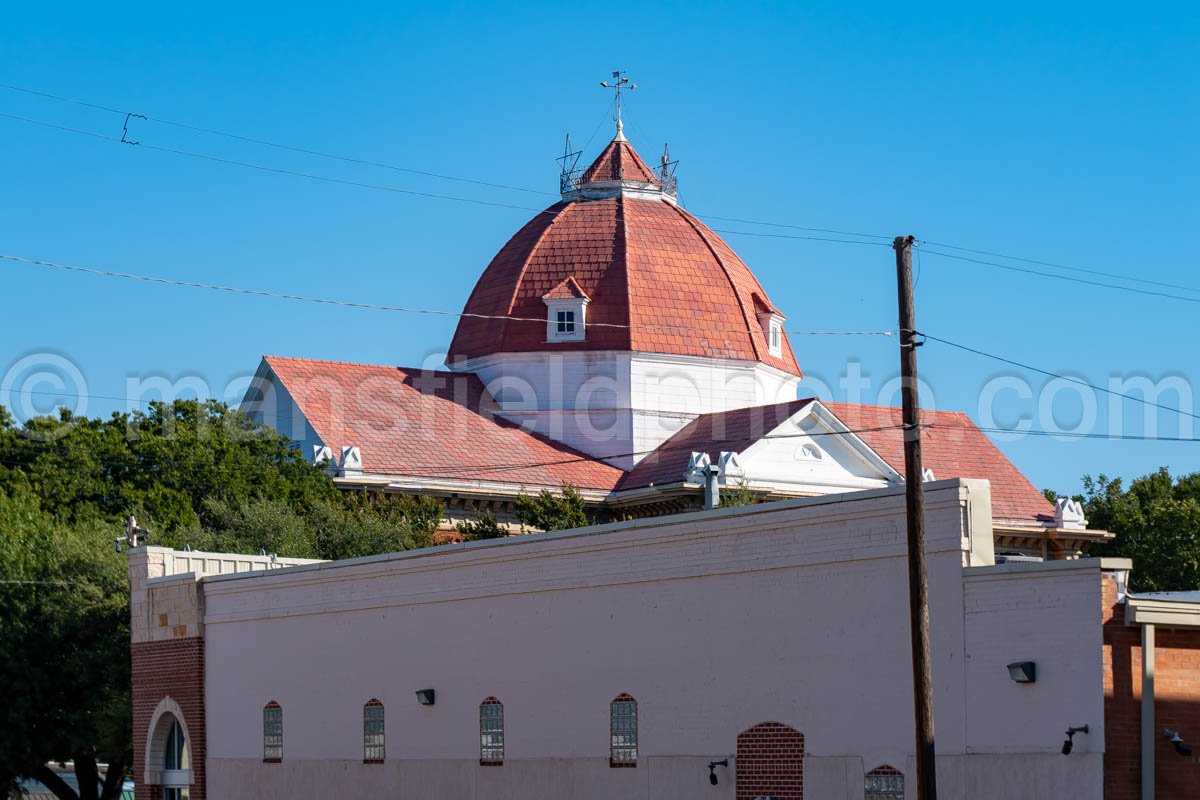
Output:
1142,622,1156,800
703,464,721,510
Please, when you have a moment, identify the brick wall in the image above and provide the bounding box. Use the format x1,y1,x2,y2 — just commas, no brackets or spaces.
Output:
131,637,205,800
735,721,804,800
1103,572,1200,799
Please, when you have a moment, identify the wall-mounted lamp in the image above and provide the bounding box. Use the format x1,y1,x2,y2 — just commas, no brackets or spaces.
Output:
1164,728,1193,757
1006,661,1037,683
415,689,436,706
1062,724,1088,755
707,759,728,786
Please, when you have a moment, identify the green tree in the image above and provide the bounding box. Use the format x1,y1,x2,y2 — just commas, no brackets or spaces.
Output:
514,485,589,531
0,481,129,800
0,400,443,798
454,510,509,541
1078,468,1200,592
718,483,760,508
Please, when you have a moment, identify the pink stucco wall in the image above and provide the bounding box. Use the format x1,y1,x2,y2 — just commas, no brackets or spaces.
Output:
189,480,1104,798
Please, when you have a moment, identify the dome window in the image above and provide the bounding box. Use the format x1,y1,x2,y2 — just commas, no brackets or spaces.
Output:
752,293,786,358
543,276,590,343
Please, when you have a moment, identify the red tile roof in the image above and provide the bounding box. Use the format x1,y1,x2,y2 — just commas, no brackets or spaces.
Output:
617,400,815,491
579,139,660,184
542,275,590,300
448,139,801,376
261,356,623,491
822,402,1054,524
618,399,1052,524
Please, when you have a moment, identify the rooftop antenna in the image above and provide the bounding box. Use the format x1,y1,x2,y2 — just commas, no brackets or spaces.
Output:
557,132,582,194
599,70,636,140
658,142,678,196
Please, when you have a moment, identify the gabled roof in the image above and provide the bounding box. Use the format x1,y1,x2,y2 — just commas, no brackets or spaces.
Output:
542,276,590,301
259,356,623,491
617,399,1052,525
578,138,660,185
822,402,1054,524
616,400,816,491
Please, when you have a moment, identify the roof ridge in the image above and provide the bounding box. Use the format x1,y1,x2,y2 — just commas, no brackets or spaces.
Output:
263,354,460,377
823,400,973,419
667,203,765,362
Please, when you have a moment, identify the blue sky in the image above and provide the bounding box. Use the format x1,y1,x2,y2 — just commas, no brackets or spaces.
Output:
1,1,1197,494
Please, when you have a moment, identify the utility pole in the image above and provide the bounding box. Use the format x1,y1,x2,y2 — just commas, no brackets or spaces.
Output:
895,234,937,799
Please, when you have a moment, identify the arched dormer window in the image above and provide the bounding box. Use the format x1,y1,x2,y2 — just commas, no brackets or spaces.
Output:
610,693,638,767
543,276,590,343
866,765,905,799
480,697,504,765
363,699,385,763
263,702,283,762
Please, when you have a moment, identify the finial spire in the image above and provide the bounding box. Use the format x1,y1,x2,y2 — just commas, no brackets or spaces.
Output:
599,70,635,141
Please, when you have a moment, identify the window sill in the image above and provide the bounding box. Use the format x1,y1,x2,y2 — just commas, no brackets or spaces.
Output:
480,760,504,767
263,758,282,764
364,759,384,765
609,761,638,768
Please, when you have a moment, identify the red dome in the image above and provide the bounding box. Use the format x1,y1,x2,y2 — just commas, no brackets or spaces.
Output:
448,139,801,377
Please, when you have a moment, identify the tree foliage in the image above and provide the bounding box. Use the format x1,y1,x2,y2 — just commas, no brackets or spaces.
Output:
514,485,589,532
0,400,443,798
454,510,509,541
718,484,760,509
1078,468,1200,592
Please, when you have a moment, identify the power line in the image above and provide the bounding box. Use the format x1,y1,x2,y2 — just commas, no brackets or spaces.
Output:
921,332,1200,422
4,79,1192,300
0,81,558,198
920,239,1200,295
694,214,892,241
917,246,1200,305
968,426,1198,443
0,252,896,338
1,80,895,244
0,424,911,481
0,111,892,253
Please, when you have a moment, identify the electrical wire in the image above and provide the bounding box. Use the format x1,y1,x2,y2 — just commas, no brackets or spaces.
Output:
920,239,1200,295
0,111,895,254
0,82,558,197
922,332,1200,422
917,246,1200,305
967,426,1198,443
4,79,1193,300
0,252,896,338
0,424,911,481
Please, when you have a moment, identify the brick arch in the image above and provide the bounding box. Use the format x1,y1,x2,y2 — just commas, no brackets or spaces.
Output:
736,721,805,800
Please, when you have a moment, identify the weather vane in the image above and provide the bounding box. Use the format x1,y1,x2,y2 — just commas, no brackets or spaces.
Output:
600,70,636,137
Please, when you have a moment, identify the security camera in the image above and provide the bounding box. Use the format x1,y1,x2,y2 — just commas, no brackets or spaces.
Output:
707,759,728,786
1062,725,1089,755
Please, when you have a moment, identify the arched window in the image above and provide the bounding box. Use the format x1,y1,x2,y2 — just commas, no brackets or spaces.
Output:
363,699,385,763
866,765,905,799
610,693,638,767
263,702,283,762
479,697,504,765
146,700,192,800
158,716,190,800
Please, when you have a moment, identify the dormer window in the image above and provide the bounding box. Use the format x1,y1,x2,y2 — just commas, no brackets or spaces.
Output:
752,293,786,358
543,276,591,343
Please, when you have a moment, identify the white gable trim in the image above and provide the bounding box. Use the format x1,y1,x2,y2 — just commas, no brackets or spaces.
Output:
727,400,903,494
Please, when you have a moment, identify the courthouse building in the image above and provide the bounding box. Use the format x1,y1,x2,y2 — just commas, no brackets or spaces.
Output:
127,122,1200,800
